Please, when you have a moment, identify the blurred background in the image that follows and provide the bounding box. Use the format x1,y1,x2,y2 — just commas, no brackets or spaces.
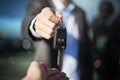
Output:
0,0,120,80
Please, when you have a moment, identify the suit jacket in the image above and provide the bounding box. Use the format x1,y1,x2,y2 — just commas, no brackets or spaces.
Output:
22,0,92,80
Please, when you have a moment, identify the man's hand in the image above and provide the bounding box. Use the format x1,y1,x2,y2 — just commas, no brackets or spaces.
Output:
34,7,63,39
22,61,69,80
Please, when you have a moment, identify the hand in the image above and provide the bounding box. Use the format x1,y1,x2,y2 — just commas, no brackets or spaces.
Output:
22,61,69,80
34,7,63,39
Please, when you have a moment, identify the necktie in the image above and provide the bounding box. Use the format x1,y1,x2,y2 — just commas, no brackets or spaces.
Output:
61,8,80,80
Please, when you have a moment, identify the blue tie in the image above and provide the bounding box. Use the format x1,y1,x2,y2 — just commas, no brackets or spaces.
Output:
62,11,80,60
61,5,80,80
62,23,80,80
63,33,80,59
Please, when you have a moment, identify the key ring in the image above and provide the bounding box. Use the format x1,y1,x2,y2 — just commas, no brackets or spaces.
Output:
58,19,65,28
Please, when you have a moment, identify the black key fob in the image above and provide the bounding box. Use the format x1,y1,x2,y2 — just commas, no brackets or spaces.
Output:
53,25,66,50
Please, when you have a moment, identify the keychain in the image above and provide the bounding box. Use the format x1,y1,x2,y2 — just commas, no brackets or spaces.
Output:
53,20,67,70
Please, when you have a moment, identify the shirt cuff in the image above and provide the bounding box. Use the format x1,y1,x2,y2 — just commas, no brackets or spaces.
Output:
29,17,42,38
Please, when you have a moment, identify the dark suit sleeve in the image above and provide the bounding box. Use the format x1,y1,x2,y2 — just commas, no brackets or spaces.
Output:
74,6,93,80
21,0,51,41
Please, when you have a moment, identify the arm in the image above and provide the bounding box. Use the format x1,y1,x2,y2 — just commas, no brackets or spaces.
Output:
22,0,62,41
21,0,51,41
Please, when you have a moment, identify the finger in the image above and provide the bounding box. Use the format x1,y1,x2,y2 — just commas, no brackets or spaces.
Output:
35,27,52,39
39,62,48,69
42,7,61,24
62,76,69,80
52,72,67,79
37,13,56,29
49,74,69,80
47,68,59,75
29,61,39,68
53,11,62,24
55,11,63,19
42,7,56,22
49,15,61,24
28,61,45,75
35,21,54,36
49,76,56,80
42,7,55,19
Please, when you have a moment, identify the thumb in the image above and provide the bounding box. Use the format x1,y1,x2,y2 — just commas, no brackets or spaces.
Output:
55,11,63,19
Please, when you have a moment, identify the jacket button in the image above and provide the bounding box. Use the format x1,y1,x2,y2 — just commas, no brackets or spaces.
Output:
94,59,102,68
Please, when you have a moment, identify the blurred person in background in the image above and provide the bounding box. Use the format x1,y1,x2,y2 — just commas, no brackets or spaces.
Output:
91,1,114,43
22,0,92,80
90,1,120,80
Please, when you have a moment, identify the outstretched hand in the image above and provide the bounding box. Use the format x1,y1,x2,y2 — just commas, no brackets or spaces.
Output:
22,61,69,80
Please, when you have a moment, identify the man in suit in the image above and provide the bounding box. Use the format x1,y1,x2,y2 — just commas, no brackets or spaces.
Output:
22,0,92,80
